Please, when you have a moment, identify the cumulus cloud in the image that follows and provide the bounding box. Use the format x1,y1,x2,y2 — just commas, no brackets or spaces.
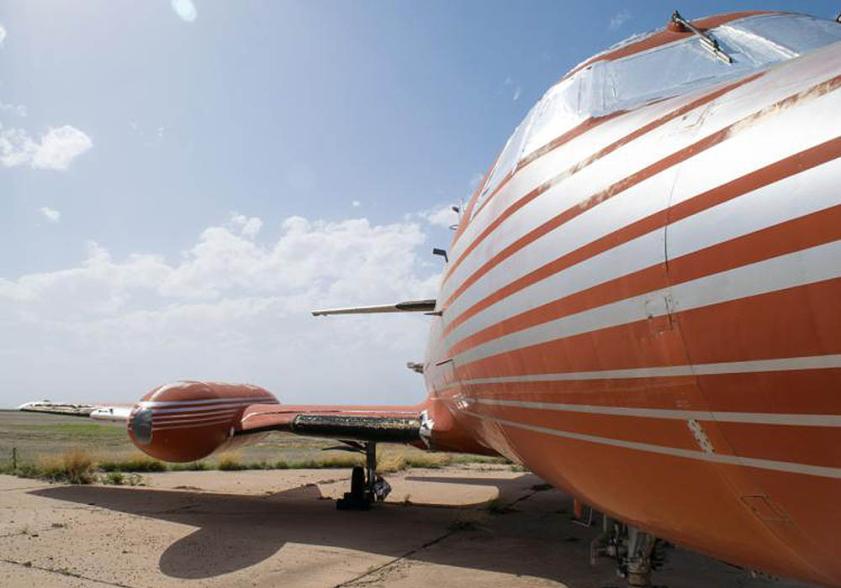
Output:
0,23,6,45
352,200,361,208
171,0,197,22
0,215,441,406
39,207,60,223
0,125,92,170
229,213,262,239
421,205,459,229
609,10,631,31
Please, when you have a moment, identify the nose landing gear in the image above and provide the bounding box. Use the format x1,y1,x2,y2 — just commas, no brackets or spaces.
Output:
336,441,391,510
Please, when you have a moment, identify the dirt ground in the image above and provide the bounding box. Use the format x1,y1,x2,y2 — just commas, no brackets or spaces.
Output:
0,466,812,588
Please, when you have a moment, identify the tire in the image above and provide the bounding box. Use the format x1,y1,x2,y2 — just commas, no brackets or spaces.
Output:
350,466,365,500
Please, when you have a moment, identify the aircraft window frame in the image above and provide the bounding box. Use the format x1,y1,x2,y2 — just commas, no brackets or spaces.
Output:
469,13,841,224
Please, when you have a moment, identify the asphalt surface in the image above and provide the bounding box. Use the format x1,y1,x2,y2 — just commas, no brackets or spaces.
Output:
0,467,811,587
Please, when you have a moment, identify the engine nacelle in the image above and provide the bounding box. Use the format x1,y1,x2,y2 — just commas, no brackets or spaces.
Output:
128,381,277,462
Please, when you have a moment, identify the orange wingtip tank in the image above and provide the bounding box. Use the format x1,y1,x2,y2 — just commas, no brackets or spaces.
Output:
127,381,277,462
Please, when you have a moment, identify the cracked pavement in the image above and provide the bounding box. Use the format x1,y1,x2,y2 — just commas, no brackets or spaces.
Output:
0,468,810,587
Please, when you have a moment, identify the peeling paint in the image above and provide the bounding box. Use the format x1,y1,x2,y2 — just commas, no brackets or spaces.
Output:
687,419,715,454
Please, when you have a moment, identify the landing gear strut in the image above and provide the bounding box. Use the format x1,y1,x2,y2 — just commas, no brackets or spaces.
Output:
590,515,667,587
336,441,391,510
624,527,659,587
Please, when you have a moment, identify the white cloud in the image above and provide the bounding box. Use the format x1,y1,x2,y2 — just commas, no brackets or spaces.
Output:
0,125,92,170
512,86,522,102
609,10,631,31
39,207,61,223
229,213,263,239
421,205,459,229
0,102,27,117
171,0,198,22
352,200,361,208
32,126,93,170
0,214,440,406
0,23,6,45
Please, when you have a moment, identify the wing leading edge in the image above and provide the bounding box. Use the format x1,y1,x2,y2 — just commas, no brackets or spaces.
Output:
238,403,426,444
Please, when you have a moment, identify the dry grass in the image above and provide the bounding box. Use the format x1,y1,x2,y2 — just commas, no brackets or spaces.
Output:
35,449,96,484
98,454,166,473
168,461,210,471
378,449,453,472
286,454,361,469
102,471,144,486
2,438,510,484
217,453,247,471
171,448,462,473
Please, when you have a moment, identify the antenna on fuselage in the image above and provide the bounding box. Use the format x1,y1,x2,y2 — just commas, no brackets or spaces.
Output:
449,205,460,230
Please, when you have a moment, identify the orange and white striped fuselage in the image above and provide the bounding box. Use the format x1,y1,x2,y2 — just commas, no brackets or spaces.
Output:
423,19,841,587
107,12,841,587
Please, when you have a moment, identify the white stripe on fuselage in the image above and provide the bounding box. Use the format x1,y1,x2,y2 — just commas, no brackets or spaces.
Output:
440,60,838,317
152,416,236,431
457,353,841,384
470,398,841,427
443,50,841,304
444,73,841,342
445,150,841,349
448,96,684,267
454,238,841,366
139,396,271,408
463,410,841,480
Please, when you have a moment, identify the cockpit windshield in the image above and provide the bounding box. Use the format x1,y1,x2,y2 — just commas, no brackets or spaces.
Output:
473,13,841,214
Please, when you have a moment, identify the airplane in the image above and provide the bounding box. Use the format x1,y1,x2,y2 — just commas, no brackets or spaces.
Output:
19,9,841,587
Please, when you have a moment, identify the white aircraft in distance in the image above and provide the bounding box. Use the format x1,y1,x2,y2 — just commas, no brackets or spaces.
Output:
21,10,841,587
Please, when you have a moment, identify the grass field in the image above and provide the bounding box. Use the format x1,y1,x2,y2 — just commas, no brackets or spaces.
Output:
0,410,506,480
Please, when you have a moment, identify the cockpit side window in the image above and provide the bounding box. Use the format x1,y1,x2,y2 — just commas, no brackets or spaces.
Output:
589,14,841,116
471,74,591,219
732,14,841,55
471,108,534,216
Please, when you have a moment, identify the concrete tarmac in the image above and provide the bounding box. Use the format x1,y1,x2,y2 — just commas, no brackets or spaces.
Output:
0,467,809,587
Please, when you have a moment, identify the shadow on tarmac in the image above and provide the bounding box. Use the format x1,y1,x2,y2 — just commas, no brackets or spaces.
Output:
31,472,587,581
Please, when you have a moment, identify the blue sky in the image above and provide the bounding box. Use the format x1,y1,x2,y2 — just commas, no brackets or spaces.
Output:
1,1,838,407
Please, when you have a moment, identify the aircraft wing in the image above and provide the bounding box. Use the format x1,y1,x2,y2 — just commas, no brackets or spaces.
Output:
238,403,427,444
17,399,428,443
18,401,131,422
